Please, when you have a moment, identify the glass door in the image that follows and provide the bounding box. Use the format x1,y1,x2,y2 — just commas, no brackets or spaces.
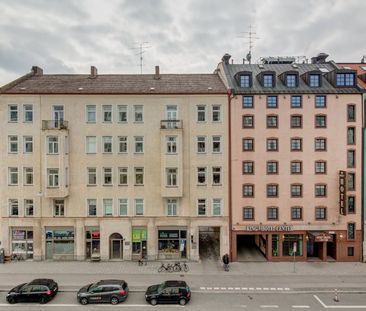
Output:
166,105,177,128
53,105,64,127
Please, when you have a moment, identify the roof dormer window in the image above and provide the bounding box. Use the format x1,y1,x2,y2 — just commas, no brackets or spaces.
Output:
240,74,251,88
309,74,321,87
286,74,297,88
263,74,274,88
336,73,355,86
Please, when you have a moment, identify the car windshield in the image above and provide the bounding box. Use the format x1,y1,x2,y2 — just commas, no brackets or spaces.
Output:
88,283,98,292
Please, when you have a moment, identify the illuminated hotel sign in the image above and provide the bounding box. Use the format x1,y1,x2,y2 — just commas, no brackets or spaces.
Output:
339,170,346,215
245,225,293,232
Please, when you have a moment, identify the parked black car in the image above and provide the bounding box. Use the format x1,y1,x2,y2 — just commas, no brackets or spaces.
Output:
6,279,58,304
77,279,129,305
145,280,191,306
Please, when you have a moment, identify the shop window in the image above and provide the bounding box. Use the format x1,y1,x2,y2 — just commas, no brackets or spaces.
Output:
12,229,33,260
282,234,303,256
45,229,74,260
158,229,187,259
85,228,100,259
272,234,279,256
132,228,147,260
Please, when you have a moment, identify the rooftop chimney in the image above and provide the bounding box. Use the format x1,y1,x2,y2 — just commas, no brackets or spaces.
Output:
311,53,329,64
154,66,161,80
361,56,366,64
222,53,231,65
90,66,98,78
31,66,43,76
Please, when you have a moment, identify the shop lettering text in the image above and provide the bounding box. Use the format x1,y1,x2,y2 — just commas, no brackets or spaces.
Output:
246,225,293,232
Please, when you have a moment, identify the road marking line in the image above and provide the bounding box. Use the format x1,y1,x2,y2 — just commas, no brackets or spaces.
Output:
228,287,234,290
285,288,290,291
277,288,283,290
242,287,248,290
0,304,184,308
200,287,205,290
221,287,227,290
292,306,310,309
207,287,212,290
214,287,219,290
270,288,276,290
263,288,269,290
256,287,262,290
313,295,328,308
235,287,241,290
249,288,255,290
314,294,366,308
240,305,247,308
260,305,279,308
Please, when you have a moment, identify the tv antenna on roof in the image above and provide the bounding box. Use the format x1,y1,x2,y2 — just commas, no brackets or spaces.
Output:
131,42,152,74
238,25,260,64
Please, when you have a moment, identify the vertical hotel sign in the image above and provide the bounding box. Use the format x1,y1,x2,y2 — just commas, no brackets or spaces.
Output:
339,170,346,215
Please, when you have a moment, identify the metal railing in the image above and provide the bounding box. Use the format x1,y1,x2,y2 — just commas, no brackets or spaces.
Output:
42,120,68,130
160,120,182,129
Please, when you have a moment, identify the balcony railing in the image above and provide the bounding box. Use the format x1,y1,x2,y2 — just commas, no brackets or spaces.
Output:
42,120,69,130
160,120,182,129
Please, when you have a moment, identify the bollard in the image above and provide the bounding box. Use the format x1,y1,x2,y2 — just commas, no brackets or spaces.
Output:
333,289,339,302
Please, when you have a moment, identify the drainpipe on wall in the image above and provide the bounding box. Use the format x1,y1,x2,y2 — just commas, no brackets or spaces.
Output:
227,88,234,261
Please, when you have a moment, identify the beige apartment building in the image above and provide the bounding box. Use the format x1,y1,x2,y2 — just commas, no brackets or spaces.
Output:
0,66,229,261
217,53,363,262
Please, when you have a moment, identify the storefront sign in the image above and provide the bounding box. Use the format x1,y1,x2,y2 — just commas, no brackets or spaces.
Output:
245,225,293,232
132,229,147,242
159,230,179,239
315,233,333,242
12,230,26,240
339,170,346,215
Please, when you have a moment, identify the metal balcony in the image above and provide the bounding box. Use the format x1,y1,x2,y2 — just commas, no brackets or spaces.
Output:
42,120,69,130
160,120,182,129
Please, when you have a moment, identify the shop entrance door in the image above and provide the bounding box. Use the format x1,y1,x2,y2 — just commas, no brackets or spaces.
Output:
199,227,220,260
109,233,123,260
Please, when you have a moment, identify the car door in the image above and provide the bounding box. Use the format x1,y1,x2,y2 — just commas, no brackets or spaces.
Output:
17,285,31,302
28,285,42,302
159,288,172,304
101,286,113,303
89,286,103,303
171,287,180,303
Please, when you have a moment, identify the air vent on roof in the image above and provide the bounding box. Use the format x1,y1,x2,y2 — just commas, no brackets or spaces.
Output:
208,87,213,91
258,64,264,69
20,87,26,90
318,68,329,73
150,87,155,91
291,64,298,68
343,66,352,69
78,87,84,90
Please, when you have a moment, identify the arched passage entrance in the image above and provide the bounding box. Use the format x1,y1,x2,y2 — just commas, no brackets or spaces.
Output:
109,233,123,260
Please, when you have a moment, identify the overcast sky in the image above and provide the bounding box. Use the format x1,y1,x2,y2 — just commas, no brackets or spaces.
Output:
0,0,365,85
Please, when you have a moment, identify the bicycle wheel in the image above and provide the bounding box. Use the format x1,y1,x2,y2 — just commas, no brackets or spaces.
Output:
167,264,174,272
183,263,189,272
158,265,164,273
173,264,181,272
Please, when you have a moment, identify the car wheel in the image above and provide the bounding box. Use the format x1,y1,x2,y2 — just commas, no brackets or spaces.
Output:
40,296,48,304
179,298,187,306
110,297,119,305
150,298,158,306
80,297,88,305
7,297,16,304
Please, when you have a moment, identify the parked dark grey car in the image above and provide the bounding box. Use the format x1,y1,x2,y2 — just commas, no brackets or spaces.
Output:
145,280,191,306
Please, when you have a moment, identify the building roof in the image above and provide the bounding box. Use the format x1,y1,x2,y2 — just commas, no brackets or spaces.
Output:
0,68,227,95
337,63,366,89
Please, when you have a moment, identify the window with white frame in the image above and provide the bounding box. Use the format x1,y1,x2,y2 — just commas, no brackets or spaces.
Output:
102,105,112,122
103,199,113,216
118,136,128,153
9,105,18,122
87,167,97,185
86,136,97,153
212,198,222,216
212,167,221,185
86,105,96,123
25,199,34,216
197,105,206,122
119,199,128,216
197,167,206,184
119,167,128,185
23,104,33,122
24,167,33,185
47,136,59,154
212,105,221,122
197,136,206,153
87,199,97,216
166,136,177,153
134,105,143,122
48,168,59,187
212,136,221,153
23,136,33,153
134,199,144,216
197,199,206,216
9,199,19,216
102,136,113,153
118,105,128,122
134,136,144,153
8,135,18,153
54,199,64,216
166,168,177,186
8,167,18,185
103,167,113,185
167,198,178,216
135,167,144,185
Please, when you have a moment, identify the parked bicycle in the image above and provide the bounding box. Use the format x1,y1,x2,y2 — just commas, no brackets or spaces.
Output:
11,253,24,262
158,263,174,273
172,262,189,272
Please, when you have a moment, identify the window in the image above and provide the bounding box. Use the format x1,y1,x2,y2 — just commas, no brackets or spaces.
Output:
243,96,254,108
243,207,254,220
212,105,221,122
197,136,206,153
86,105,96,123
86,136,97,153
9,105,18,122
315,138,326,151
291,161,302,174
291,138,302,151
24,167,33,185
267,138,278,151
267,96,278,108
336,73,355,86
8,136,18,153
347,223,355,240
291,184,302,197
103,167,113,185
291,96,302,108
347,127,355,145
119,199,128,216
348,247,354,257
197,167,206,184
267,184,278,197
135,167,144,185
348,196,355,213
212,199,221,216
25,199,34,216
212,167,221,185
309,74,320,87
9,199,19,216
103,199,113,216
347,172,355,191
267,207,278,220
23,104,33,122
134,136,144,153
267,115,278,128
87,199,97,216
197,105,206,122
22,136,33,153
291,207,302,220
118,105,128,122
102,136,112,153
347,104,356,122
8,167,18,185
315,95,326,108
134,199,144,216
166,136,177,153
47,136,59,154
48,169,59,187
315,115,326,128
243,115,254,128
267,161,278,174
315,161,326,174
102,105,112,122
243,138,254,151
118,136,128,153
197,199,206,216
347,150,355,168
240,74,251,87
167,199,178,216
166,168,177,186
212,136,221,153
243,184,254,197
291,115,302,128
118,167,128,185
54,199,64,217
286,74,297,87
315,207,326,220
315,184,327,197
134,105,143,122
263,74,274,87
243,161,254,174
87,168,97,185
